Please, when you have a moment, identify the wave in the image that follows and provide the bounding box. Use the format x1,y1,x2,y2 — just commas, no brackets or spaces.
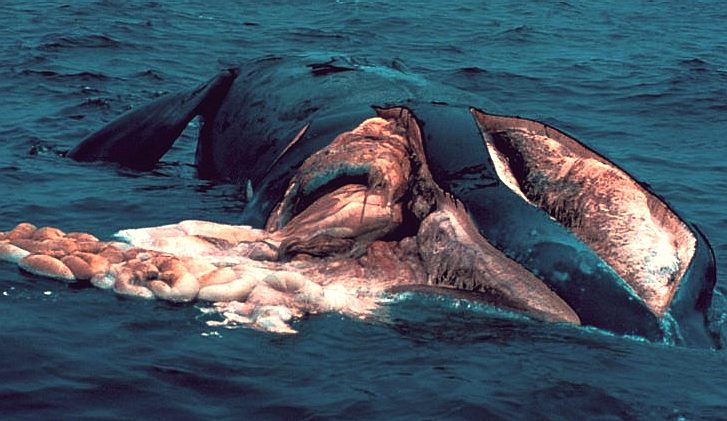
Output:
133,69,166,81
287,28,350,41
36,33,123,51
18,69,110,82
450,66,542,83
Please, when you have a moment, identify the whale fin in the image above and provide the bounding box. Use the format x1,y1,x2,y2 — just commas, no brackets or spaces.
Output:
68,69,238,171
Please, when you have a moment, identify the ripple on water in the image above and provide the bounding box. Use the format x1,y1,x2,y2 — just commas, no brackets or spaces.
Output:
36,33,123,51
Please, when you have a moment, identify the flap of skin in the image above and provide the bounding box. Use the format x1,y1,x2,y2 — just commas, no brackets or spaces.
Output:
471,109,697,317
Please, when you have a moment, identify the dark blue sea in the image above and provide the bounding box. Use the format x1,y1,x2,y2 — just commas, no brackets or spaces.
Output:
1,1,726,419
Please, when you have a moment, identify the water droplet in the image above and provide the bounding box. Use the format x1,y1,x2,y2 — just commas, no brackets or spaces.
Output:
553,270,569,282
578,260,594,275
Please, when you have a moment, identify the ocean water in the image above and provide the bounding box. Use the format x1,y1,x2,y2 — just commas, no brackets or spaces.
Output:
1,1,726,419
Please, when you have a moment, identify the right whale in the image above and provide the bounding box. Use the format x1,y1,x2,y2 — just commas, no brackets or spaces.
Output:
63,55,717,346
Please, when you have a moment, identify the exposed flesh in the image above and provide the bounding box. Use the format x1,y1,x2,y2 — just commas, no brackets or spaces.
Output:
473,110,696,316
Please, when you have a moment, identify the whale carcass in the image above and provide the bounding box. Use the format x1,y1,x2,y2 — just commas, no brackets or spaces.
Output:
0,56,716,346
